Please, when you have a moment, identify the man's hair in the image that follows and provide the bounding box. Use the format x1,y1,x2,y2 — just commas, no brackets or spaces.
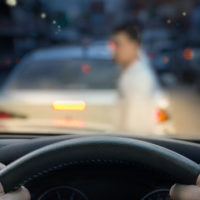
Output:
112,23,141,43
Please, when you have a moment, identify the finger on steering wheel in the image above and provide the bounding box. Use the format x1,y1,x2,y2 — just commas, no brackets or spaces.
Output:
0,186,30,200
0,163,30,200
197,175,200,186
0,163,6,195
0,163,6,171
170,175,200,200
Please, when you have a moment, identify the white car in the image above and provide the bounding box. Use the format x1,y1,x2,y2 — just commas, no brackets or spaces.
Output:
0,45,120,133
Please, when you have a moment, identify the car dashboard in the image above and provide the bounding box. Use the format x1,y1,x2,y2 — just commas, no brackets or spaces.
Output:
27,165,172,200
0,134,199,200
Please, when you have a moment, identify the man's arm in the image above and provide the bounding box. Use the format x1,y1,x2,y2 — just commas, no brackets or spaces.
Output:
170,175,200,200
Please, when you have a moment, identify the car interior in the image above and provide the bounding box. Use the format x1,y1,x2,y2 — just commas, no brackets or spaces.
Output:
0,133,199,200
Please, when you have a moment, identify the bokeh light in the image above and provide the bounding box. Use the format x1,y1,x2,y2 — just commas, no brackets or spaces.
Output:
163,56,169,63
167,19,172,24
81,64,91,74
155,109,169,123
183,48,194,60
40,13,47,19
5,0,17,7
182,11,187,16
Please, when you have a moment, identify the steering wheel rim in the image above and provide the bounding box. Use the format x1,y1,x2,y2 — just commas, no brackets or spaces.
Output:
0,136,199,193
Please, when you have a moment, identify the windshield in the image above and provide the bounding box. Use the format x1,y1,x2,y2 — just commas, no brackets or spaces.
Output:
0,0,200,139
6,59,119,90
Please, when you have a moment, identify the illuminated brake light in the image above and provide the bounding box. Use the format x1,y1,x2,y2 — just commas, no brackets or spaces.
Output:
155,109,169,123
53,119,85,128
52,101,86,111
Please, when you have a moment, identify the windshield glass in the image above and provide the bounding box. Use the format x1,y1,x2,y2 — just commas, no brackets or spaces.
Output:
0,0,200,139
7,59,119,90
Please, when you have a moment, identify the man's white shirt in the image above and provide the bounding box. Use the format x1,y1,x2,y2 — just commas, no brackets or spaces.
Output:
117,51,167,133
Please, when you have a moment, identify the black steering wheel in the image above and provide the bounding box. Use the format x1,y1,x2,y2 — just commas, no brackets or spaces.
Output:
0,136,199,194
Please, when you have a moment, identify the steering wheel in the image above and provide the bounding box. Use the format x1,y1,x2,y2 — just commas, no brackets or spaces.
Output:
0,136,199,194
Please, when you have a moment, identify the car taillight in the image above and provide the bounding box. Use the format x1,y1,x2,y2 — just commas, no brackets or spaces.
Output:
52,101,86,111
155,109,169,123
0,112,12,119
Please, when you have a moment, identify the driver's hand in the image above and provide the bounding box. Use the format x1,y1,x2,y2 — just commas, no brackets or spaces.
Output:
170,175,200,200
0,163,30,200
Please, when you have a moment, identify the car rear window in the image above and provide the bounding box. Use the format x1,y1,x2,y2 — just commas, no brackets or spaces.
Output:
6,59,120,90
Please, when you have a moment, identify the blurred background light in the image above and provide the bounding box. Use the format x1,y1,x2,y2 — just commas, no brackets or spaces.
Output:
182,11,187,16
81,64,91,74
5,0,17,7
163,56,169,63
40,13,47,19
183,48,194,60
167,19,172,24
